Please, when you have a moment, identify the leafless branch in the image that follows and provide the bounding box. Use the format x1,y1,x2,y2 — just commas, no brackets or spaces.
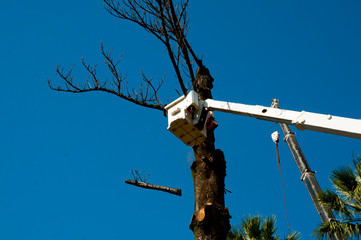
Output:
131,168,150,182
103,0,203,94
48,43,164,110
50,0,205,110
126,169,181,196
125,179,182,196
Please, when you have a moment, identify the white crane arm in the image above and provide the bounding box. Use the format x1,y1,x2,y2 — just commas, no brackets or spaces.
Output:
204,99,361,140
165,91,361,146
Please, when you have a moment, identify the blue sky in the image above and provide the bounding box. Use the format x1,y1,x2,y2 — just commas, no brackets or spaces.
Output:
1,1,361,239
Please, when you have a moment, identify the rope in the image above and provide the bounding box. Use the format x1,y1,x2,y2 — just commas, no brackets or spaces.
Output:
275,141,291,232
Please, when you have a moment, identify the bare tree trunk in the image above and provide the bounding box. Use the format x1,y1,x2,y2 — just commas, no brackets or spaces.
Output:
189,67,231,240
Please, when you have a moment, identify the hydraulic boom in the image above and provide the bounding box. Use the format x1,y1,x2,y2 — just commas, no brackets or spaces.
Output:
204,99,361,140
165,90,361,146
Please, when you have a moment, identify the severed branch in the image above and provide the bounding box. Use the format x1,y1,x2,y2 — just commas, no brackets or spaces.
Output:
126,169,181,196
125,179,182,196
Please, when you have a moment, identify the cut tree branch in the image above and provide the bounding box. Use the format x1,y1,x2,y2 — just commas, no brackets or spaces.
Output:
125,179,182,196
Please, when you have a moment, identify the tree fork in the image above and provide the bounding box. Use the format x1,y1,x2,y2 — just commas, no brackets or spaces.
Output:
189,67,231,240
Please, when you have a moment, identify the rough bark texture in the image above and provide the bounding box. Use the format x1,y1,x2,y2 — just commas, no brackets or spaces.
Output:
189,67,231,240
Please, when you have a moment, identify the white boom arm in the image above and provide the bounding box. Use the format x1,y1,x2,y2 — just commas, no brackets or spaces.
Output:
165,91,361,146
204,99,361,140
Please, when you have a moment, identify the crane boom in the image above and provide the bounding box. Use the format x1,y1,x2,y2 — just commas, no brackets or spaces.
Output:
204,99,361,140
165,91,361,146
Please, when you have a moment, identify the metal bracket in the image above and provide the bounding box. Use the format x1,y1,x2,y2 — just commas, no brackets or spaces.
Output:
283,132,295,142
300,169,316,182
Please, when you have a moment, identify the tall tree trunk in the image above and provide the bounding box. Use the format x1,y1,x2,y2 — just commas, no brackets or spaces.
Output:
189,67,231,240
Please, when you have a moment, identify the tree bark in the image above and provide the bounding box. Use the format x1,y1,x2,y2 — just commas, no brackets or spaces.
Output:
189,67,231,240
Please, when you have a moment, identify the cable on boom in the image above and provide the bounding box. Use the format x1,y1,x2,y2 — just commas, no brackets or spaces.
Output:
271,131,291,232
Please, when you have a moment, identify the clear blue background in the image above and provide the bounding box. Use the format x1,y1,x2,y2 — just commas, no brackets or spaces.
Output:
1,1,360,239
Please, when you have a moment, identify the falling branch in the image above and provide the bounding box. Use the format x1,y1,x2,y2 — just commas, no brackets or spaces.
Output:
125,179,182,196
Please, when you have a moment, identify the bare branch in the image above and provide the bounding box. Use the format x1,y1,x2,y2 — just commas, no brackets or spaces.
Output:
157,0,187,95
103,0,202,94
184,37,203,68
168,0,195,84
104,0,166,44
51,1,206,110
131,168,150,182
48,44,164,110
125,179,182,196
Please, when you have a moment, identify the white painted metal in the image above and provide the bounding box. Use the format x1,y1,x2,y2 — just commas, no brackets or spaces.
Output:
204,98,361,139
164,92,207,146
165,90,361,146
